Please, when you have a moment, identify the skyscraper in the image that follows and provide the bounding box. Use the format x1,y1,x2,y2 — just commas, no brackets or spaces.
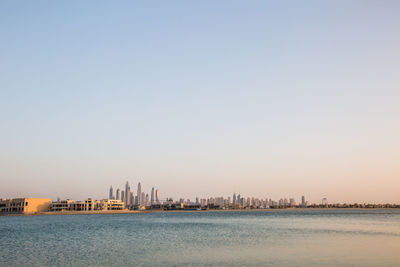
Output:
116,188,120,200
151,187,154,205
109,186,113,200
121,190,125,203
137,182,142,205
141,192,145,206
130,192,134,208
125,181,131,208
301,196,306,207
233,193,236,205
155,189,160,203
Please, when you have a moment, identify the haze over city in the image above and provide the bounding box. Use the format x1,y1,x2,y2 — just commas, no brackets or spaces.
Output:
1,1,399,204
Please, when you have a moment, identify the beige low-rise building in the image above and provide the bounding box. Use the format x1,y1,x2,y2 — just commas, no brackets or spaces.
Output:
49,199,76,212
49,199,95,211
97,199,124,210
0,198,51,214
49,198,125,212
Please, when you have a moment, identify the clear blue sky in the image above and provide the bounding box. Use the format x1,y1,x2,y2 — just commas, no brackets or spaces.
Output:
1,1,399,203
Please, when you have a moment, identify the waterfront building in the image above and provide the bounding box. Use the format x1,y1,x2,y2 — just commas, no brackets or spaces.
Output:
155,189,160,203
83,198,96,211
121,190,125,203
50,198,125,212
151,187,154,204
50,199,75,212
0,198,51,214
69,201,84,211
97,199,124,210
81,199,98,211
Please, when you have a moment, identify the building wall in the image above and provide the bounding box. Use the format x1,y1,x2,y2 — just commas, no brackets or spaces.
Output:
0,198,50,214
24,198,51,213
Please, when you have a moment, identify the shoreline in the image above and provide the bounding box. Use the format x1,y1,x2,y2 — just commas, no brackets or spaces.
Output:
1,207,398,217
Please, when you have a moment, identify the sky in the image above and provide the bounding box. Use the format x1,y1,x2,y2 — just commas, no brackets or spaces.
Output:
0,1,399,204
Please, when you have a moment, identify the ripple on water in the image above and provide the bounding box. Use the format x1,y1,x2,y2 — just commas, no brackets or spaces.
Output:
1,209,400,266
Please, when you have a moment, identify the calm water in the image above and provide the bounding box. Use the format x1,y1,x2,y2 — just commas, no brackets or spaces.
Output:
1,209,400,266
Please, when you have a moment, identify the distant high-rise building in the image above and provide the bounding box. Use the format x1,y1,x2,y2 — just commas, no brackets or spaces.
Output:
121,190,125,203
141,192,145,206
125,181,131,208
137,182,142,205
301,196,306,207
240,197,245,207
151,187,155,205
284,198,288,207
155,189,160,202
116,188,120,201
109,186,113,200
233,193,236,205
145,194,149,206
130,192,134,208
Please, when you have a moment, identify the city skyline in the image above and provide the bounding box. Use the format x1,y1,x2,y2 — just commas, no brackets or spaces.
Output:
1,179,399,215
1,175,399,205
1,1,399,204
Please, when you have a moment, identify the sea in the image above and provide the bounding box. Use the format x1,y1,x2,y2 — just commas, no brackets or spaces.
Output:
1,209,400,266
